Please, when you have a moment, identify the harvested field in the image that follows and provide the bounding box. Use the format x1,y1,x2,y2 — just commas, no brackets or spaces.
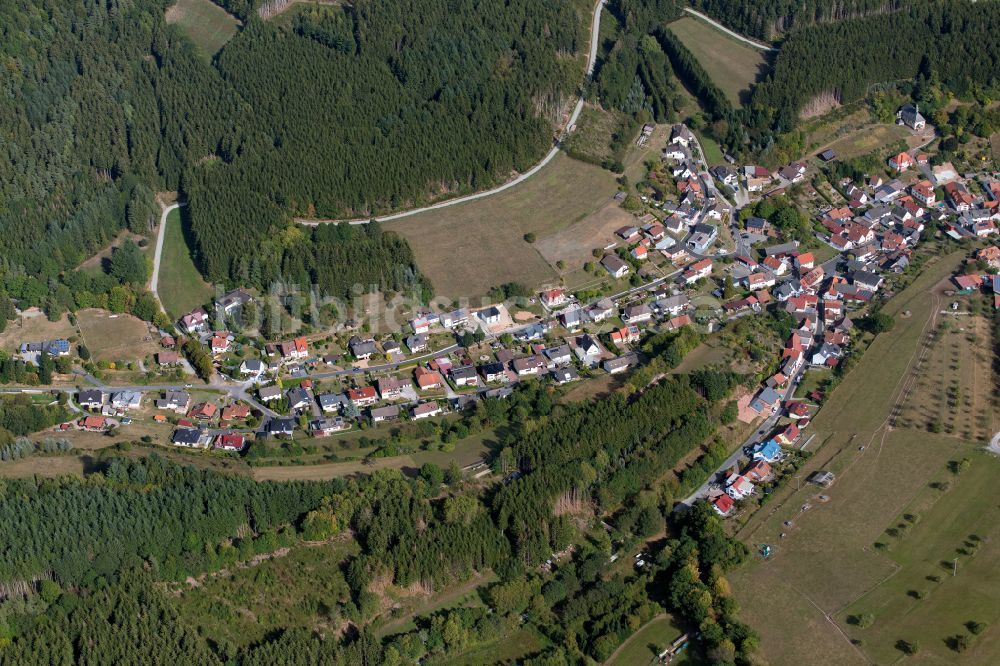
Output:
77,309,160,362
534,201,635,273
386,153,617,298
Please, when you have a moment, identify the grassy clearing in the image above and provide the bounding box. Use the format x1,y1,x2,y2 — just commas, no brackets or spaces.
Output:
563,104,629,165
818,123,911,162
158,207,215,319
535,201,635,274
695,130,726,166
172,537,359,648
670,340,731,375
606,614,687,666
386,153,617,298
435,626,549,665
665,17,767,106
165,0,240,60
77,308,161,362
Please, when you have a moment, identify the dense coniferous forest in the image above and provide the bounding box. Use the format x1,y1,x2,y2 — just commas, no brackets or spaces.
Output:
690,0,908,40
745,2,1000,143
2,0,588,298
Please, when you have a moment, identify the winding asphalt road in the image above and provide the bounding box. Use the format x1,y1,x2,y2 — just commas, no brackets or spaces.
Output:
298,0,608,226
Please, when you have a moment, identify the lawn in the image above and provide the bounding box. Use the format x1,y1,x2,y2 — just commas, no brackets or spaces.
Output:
158,207,215,320
386,152,618,299
606,614,687,666
665,16,767,106
695,130,726,167
165,0,240,60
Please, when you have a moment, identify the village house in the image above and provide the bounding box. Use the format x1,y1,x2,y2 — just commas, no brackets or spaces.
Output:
80,415,109,432
348,386,378,407
405,333,428,353
189,402,217,420
713,493,735,517
349,336,377,360
414,366,442,390
652,294,689,318
157,351,180,366
976,246,1000,269
610,325,641,347
479,306,502,326
211,333,230,355
601,254,630,279
109,390,142,412
439,309,468,329
310,417,349,436
215,289,252,316
575,334,604,366
750,387,781,414
220,403,250,423
280,336,309,361
512,355,547,377
683,258,713,284
587,297,616,322
156,390,191,413
265,418,296,437
664,314,692,330
543,344,572,366
631,245,649,261
258,385,283,403
540,288,568,308
560,306,586,331
377,376,409,400
725,474,755,500
318,392,348,413
669,123,695,147
285,387,311,411
944,182,974,212
888,151,914,173
616,225,640,242
450,365,479,387
551,367,580,384
239,358,264,376
621,303,652,324
481,362,508,383
172,428,209,448
77,389,105,411
412,402,443,420
369,405,400,424
215,433,246,452
911,180,935,206
180,307,209,334
604,352,639,375
744,460,773,483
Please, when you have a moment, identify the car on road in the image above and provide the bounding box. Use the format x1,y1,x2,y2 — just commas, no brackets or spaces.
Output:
184,383,192,388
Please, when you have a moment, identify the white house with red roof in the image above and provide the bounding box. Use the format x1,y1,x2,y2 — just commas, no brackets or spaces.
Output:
888,151,914,173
